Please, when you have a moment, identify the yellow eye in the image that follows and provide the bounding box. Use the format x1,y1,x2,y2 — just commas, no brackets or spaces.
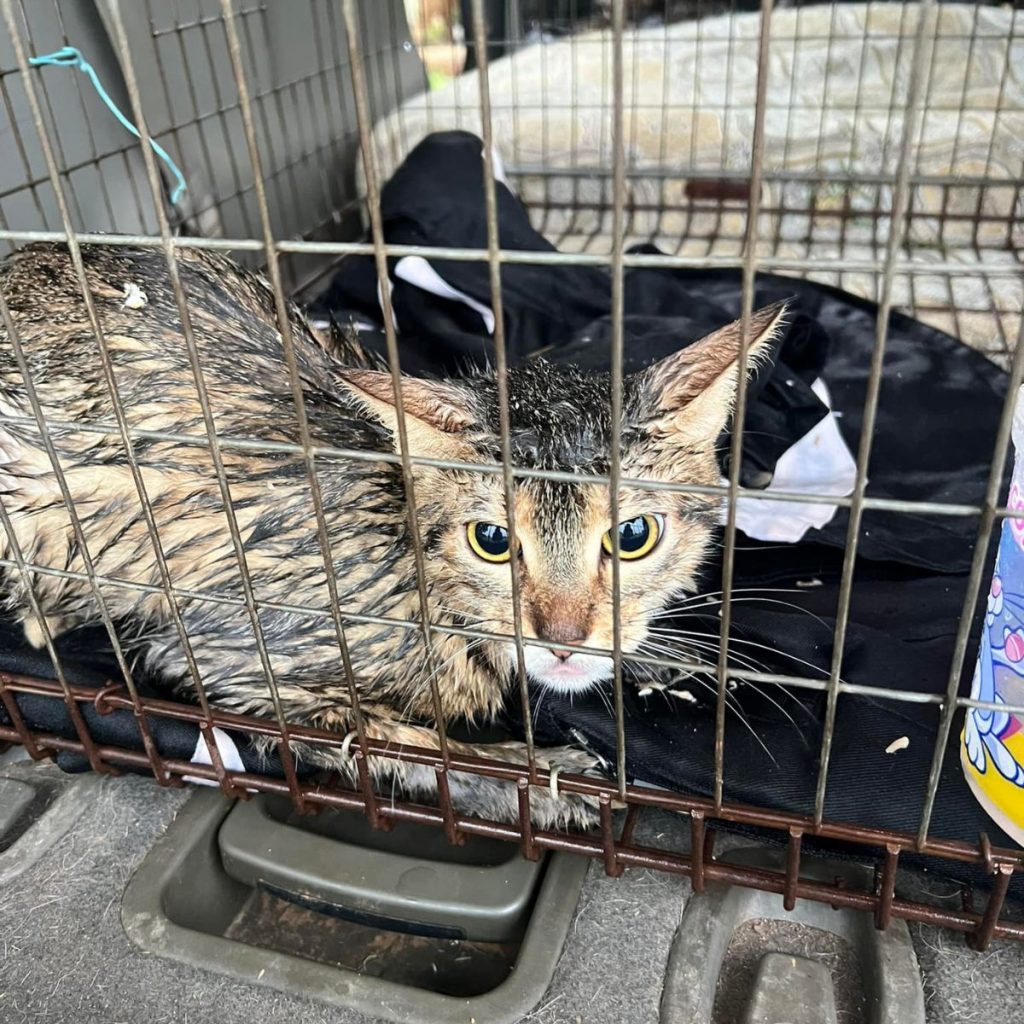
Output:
602,514,663,560
467,522,512,563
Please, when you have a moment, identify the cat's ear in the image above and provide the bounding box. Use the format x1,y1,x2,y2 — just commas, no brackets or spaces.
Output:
633,301,789,448
337,369,480,458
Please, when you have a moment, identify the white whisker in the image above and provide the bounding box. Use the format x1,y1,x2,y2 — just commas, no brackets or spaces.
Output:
645,625,834,685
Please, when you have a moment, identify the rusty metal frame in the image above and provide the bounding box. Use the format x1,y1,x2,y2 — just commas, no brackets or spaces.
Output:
1,668,1022,951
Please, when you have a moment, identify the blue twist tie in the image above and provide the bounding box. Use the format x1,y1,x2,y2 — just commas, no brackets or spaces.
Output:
29,45,187,205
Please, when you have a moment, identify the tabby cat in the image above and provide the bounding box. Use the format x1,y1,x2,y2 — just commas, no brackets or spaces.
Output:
0,243,785,825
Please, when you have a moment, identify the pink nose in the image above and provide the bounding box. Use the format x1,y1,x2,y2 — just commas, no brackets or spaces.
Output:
551,649,573,662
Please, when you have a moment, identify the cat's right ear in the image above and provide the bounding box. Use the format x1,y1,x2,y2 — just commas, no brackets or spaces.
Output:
337,369,481,458
632,301,789,450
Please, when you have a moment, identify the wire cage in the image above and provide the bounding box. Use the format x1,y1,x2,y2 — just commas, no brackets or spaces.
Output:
0,0,1023,954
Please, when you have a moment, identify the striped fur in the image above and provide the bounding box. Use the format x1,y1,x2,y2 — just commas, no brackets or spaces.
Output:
0,243,785,826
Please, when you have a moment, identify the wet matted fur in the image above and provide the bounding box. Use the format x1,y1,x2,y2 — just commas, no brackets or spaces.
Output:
0,243,786,826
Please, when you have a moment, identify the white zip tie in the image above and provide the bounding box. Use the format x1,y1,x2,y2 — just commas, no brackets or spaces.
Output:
340,730,359,762
549,765,561,802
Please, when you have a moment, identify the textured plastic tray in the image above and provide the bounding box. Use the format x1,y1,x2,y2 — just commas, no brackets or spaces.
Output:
219,791,546,943
123,789,589,1024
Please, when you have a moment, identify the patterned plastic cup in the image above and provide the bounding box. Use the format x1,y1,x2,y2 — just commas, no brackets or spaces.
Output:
961,386,1024,845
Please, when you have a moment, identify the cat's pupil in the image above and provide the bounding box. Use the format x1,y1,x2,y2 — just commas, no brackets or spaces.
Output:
475,523,509,556
619,516,650,552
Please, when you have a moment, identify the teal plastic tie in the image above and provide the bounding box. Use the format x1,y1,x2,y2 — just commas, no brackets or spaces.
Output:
29,45,187,205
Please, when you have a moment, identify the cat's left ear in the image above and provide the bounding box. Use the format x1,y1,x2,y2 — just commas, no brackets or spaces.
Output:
631,301,789,448
337,369,481,458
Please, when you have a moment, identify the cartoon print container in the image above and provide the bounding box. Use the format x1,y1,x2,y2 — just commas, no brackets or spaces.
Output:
962,385,1024,846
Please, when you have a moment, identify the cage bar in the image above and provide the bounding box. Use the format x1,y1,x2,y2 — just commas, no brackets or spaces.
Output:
813,0,938,828
468,0,537,777
211,0,374,782
341,0,452,765
714,0,775,810
108,0,319,808
0,399,1019,519
607,0,628,798
3,225,1023,278
874,842,901,932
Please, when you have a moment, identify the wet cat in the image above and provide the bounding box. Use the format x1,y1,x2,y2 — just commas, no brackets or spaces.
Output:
0,242,786,825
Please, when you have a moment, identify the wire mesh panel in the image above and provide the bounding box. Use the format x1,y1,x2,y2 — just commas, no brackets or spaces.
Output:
0,0,1022,952
0,0,424,285
381,1,1023,360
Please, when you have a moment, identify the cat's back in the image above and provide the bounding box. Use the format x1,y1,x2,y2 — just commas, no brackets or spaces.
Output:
0,242,336,441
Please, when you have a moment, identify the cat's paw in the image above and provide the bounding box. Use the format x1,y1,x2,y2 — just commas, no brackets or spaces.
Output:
485,740,606,777
447,743,609,831
446,764,602,831
536,744,607,778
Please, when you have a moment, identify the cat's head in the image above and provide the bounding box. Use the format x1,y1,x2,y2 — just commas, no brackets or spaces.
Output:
339,302,787,694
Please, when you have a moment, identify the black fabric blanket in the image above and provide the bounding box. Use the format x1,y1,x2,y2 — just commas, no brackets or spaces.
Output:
2,131,1019,899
